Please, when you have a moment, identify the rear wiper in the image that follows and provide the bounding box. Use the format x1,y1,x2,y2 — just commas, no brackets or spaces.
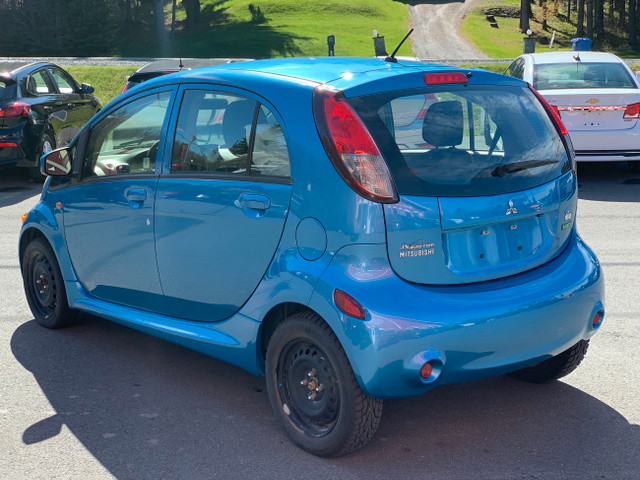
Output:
492,159,558,177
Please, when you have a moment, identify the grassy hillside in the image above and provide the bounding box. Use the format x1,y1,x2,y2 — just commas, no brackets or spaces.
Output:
462,0,640,58
117,0,412,58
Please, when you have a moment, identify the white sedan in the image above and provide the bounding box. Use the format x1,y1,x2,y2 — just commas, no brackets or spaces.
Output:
506,51,640,171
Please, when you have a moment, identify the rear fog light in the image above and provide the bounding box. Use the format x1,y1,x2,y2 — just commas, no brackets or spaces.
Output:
592,310,604,329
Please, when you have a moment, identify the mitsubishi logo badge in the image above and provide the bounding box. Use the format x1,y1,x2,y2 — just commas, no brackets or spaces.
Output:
506,199,517,215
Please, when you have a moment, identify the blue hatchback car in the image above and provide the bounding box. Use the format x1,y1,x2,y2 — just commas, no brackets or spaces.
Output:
20,58,604,456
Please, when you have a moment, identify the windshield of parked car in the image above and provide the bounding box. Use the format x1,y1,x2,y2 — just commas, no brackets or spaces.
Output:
533,62,637,90
349,85,571,197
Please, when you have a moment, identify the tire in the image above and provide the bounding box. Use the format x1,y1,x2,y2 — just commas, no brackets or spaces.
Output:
29,132,54,182
21,237,76,329
509,340,589,383
265,312,383,457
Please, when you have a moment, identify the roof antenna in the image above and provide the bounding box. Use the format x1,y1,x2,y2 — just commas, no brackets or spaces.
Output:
385,28,414,63
178,52,184,70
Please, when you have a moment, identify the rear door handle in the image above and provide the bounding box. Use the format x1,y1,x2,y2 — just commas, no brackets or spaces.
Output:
238,193,270,210
126,188,147,208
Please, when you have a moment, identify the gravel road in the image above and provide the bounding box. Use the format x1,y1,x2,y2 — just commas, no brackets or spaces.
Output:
409,0,489,61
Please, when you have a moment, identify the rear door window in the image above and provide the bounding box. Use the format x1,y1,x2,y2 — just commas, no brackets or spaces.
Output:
29,70,55,95
350,85,570,197
171,89,290,179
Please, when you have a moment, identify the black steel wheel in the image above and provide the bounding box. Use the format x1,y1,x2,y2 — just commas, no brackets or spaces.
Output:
509,340,589,383
22,237,76,329
265,312,382,457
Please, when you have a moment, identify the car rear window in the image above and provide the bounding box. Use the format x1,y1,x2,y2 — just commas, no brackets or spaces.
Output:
533,62,637,90
349,85,571,197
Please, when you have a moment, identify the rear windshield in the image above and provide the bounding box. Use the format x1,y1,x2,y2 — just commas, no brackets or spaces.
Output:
349,85,571,197
533,62,637,90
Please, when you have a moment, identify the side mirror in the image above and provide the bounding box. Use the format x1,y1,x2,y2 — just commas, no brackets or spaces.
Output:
80,83,95,94
40,147,72,176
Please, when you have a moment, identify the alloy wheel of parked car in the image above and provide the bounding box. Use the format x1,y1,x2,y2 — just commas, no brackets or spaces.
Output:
265,312,383,457
22,238,76,329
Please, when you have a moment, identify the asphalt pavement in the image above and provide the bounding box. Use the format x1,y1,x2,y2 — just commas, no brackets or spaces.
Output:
1,163,639,479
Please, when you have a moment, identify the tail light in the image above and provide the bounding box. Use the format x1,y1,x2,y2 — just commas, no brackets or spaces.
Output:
528,85,575,172
623,102,640,119
313,87,398,203
424,72,468,85
0,102,30,118
334,289,366,320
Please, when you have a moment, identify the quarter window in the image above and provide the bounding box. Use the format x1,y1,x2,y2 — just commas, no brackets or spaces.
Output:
172,90,290,178
82,91,171,178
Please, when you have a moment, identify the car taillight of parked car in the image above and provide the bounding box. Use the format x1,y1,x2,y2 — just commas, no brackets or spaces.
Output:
313,87,398,204
0,102,30,117
623,102,640,119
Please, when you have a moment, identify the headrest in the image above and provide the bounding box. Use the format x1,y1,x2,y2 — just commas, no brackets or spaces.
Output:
422,100,463,147
223,100,256,148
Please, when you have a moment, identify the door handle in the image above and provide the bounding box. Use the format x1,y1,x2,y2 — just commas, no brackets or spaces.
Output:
238,193,270,210
126,188,147,208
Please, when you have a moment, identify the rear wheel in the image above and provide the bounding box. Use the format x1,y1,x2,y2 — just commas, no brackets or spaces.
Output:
21,238,76,329
29,133,54,182
509,340,589,383
265,312,382,457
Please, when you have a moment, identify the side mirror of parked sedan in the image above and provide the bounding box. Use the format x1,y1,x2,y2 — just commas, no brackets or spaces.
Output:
80,83,95,94
40,147,72,176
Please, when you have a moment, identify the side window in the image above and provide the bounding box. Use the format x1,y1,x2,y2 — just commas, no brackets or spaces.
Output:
251,105,290,177
29,70,55,95
172,90,255,174
172,90,290,178
49,68,76,94
82,91,171,178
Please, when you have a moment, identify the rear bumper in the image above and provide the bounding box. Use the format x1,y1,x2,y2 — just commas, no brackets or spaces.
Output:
569,125,640,162
310,231,603,399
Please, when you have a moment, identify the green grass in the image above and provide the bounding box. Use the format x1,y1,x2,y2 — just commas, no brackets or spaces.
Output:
64,66,140,107
118,0,412,58
462,0,640,58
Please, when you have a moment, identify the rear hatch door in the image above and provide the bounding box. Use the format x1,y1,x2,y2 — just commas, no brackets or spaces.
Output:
350,79,576,285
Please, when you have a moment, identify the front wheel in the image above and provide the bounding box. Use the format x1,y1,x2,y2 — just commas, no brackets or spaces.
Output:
21,238,76,328
509,340,589,383
265,312,382,457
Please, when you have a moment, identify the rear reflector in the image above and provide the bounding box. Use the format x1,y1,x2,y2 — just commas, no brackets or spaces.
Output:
420,362,433,379
313,87,398,203
0,142,19,148
0,102,30,118
592,310,603,328
623,102,640,119
334,289,366,320
424,72,468,85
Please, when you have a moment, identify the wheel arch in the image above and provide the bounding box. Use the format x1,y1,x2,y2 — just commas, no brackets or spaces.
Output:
258,302,348,375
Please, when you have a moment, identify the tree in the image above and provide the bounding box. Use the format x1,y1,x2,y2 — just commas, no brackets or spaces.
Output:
184,0,201,28
577,0,586,35
630,0,638,47
520,0,532,32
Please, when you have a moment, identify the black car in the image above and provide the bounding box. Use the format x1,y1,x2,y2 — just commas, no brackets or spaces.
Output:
0,62,101,180
122,58,251,92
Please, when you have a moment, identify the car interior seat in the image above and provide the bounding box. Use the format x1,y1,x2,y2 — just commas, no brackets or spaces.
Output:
418,100,473,184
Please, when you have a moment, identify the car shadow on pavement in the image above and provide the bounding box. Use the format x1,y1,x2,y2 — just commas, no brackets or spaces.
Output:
0,168,42,208
577,162,640,202
11,314,640,479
